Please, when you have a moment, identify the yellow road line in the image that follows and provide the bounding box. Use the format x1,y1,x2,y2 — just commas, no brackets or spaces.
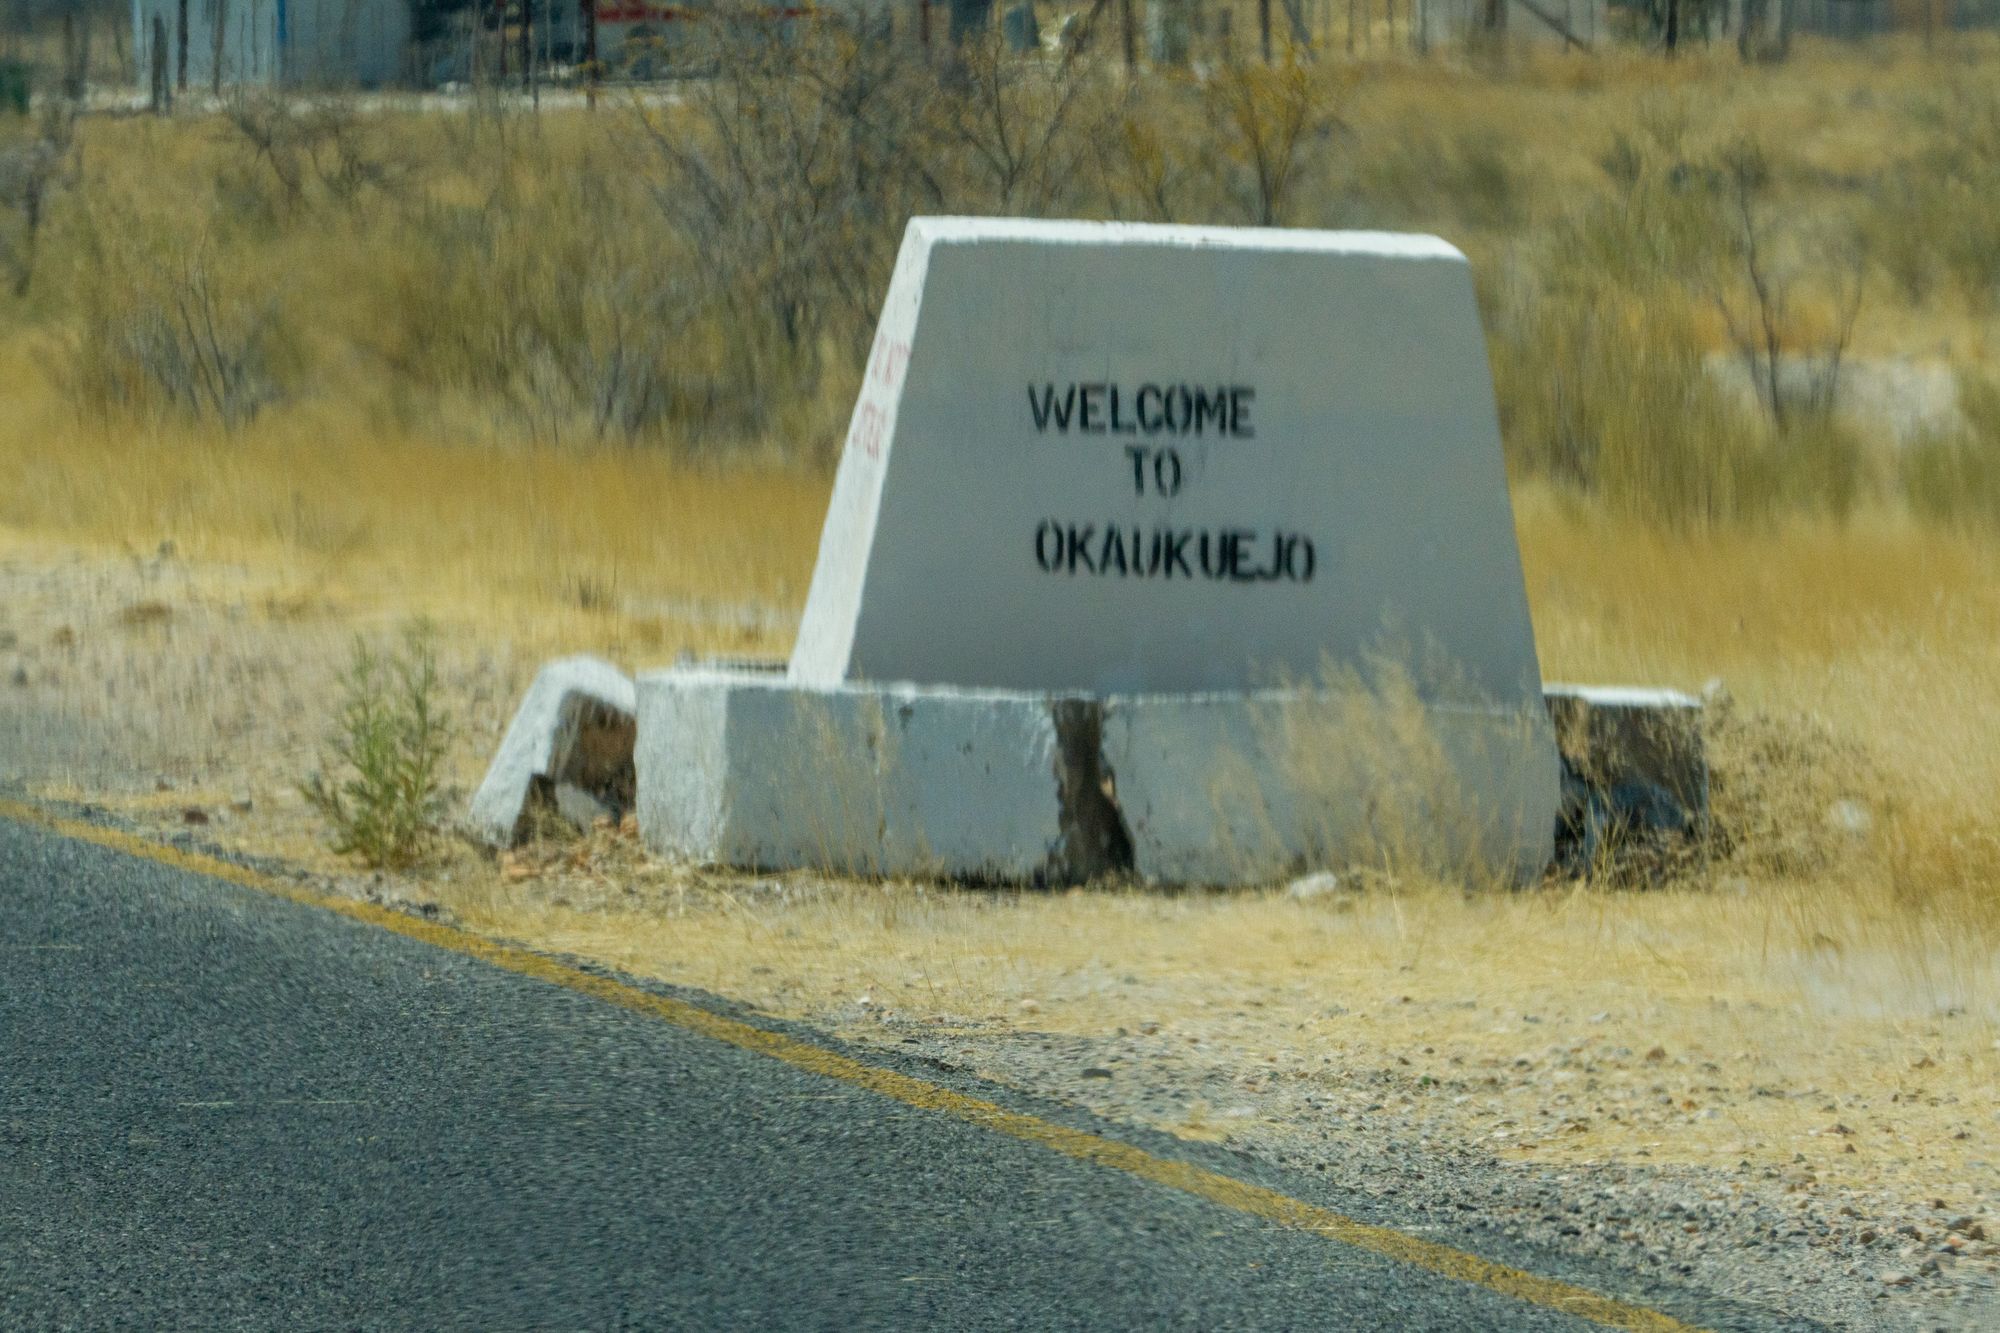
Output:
0,798,1702,1333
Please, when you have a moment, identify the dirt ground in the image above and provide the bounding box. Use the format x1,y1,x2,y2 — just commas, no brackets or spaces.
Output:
4,538,1998,1329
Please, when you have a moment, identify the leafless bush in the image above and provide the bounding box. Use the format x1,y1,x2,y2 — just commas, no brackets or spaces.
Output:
1491,271,1772,528
62,252,284,428
1705,138,1865,435
119,261,281,427
1491,122,1866,527
632,12,952,446
1195,56,1342,227
645,13,940,353
381,29,1160,448
938,35,1105,215
491,253,693,445
1090,80,1201,222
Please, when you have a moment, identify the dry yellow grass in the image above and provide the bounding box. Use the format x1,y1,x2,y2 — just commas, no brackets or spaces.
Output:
0,346,827,665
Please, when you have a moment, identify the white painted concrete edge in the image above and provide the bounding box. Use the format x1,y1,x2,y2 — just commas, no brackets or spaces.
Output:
911,216,1465,261
1544,683,1702,710
467,655,635,847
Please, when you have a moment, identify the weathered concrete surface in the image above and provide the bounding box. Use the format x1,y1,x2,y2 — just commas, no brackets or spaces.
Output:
534,666,1693,885
1102,692,1561,886
635,669,1080,883
1545,684,1707,870
637,670,1561,887
468,656,636,846
791,217,1547,715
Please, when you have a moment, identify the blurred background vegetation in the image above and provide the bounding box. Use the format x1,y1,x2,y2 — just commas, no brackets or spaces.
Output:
4,10,1999,535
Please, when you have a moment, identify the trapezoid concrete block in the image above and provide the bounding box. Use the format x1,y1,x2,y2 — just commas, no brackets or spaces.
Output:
468,655,636,847
791,217,1546,714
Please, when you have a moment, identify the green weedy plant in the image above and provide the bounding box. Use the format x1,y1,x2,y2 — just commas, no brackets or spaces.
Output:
304,623,453,869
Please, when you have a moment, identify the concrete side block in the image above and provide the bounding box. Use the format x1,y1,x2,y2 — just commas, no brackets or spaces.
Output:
1102,692,1560,886
468,656,637,847
1544,684,1708,863
636,670,1072,882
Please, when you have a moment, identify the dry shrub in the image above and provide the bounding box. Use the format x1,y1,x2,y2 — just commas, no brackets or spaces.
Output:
638,12,948,447
1193,57,1344,227
1701,693,1885,882
938,35,1109,214
377,160,705,445
1702,136,1867,450
1091,81,1204,222
1344,122,1521,232
220,92,406,215
1491,275,1777,527
53,229,290,428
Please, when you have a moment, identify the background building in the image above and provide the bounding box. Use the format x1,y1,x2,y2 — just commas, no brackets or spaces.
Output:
131,0,412,93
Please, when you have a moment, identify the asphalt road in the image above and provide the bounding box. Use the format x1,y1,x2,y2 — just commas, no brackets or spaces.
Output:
0,813,1741,1331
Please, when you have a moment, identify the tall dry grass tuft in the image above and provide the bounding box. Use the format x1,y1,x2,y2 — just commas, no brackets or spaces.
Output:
0,338,827,656
1247,653,1557,890
1519,484,2000,955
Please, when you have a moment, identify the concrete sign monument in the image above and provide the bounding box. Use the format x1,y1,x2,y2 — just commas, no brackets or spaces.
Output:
631,218,1570,885
793,218,1545,712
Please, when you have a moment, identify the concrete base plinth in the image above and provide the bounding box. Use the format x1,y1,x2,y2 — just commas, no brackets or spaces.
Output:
635,670,1561,886
471,662,1704,885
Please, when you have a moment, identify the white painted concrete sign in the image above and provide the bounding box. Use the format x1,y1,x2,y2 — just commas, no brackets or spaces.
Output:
792,217,1546,709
